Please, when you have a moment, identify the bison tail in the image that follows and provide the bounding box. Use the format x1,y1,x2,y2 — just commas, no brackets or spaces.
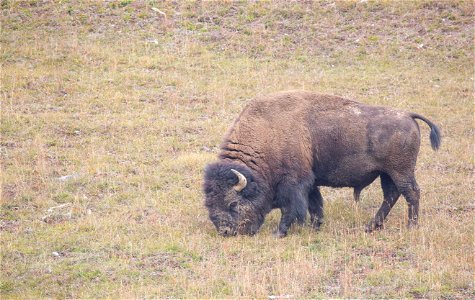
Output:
410,113,441,151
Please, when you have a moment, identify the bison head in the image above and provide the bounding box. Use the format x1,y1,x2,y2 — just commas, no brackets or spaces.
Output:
203,162,267,236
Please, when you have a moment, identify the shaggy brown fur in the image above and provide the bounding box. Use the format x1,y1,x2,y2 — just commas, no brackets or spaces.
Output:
204,91,441,237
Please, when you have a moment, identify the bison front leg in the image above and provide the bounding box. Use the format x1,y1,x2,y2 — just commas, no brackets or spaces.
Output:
275,207,296,238
308,186,324,230
274,186,308,238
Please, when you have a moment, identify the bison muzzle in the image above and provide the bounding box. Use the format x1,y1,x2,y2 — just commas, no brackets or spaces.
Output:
203,91,441,237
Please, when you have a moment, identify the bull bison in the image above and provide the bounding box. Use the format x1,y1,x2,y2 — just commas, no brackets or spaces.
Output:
203,91,440,237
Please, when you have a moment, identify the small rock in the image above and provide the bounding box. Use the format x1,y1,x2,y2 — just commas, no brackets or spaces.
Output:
42,203,74,224
268,295,294,300
57,174,80,181
146,39,159,45
47,203,71,213
151,7,167,17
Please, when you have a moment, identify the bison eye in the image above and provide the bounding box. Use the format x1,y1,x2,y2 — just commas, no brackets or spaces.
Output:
228,201,238,210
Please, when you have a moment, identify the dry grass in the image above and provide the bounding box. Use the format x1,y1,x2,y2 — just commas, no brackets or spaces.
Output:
1,0,474,298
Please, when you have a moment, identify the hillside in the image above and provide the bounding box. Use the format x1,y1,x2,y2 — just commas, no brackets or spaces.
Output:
1,1,474,298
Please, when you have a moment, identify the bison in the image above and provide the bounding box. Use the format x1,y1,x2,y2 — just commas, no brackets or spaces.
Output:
203,91,440,237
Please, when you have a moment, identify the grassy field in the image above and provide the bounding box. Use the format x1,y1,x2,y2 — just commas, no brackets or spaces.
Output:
1,0,474,298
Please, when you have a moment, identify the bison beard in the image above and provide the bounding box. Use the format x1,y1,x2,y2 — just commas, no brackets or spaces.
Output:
203,91,441,237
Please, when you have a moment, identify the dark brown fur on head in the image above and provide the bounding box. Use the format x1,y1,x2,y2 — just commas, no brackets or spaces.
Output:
203,161,270,236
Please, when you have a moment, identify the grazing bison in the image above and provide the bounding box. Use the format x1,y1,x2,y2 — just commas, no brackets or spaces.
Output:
203,91,440,237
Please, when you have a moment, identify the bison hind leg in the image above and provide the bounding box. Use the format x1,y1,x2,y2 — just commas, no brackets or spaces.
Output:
365,173,401,232
395,175,420,228
376,172,420,230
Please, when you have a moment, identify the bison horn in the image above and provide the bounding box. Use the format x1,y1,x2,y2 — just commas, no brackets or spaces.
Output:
231,169,247,192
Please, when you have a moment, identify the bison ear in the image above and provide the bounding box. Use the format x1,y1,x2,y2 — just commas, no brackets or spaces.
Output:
241,181,258,198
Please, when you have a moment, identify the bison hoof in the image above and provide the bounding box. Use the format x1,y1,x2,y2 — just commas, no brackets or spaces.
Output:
407,221,419,229
311,221,323,231
365,221,383,233
273,230,287,238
